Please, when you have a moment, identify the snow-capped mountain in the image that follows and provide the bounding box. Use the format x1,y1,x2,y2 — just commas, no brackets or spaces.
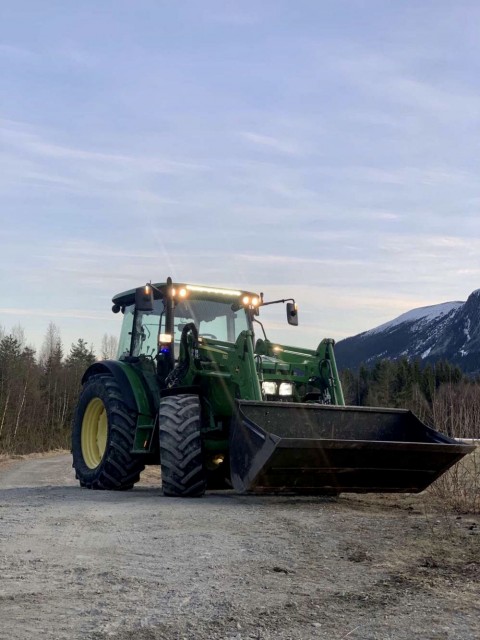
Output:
335,289,480,374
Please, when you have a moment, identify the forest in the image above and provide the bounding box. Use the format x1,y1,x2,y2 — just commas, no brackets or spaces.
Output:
0,324,117,455
0,324,479,455
341,358,480,440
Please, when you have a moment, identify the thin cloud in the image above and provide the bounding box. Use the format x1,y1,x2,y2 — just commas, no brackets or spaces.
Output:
0,119,210,175
237,253,364,267
331,49,480,122
239,131,301,155
0,307,111,320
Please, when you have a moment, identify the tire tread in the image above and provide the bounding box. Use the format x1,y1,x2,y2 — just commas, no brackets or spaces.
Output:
72,374,145,491
159,394,206,498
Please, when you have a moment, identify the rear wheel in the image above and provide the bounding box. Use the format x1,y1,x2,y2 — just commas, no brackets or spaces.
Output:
159,394,206,497
72,375,145,490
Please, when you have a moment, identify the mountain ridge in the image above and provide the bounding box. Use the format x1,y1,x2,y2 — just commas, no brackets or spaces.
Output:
335,289,480,375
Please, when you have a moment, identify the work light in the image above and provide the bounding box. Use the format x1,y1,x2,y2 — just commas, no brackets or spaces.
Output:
262,381,277,395
279,383,294,397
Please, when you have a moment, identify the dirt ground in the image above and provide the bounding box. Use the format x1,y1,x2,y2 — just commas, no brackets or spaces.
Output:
0,454,479,640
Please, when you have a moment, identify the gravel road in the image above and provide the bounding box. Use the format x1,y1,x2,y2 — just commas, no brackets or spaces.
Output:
0,454,479,640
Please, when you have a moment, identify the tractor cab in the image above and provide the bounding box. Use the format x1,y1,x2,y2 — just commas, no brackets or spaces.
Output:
112,282,259,364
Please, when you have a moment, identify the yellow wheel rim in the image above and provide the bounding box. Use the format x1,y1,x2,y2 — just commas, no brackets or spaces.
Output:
81,398,108,469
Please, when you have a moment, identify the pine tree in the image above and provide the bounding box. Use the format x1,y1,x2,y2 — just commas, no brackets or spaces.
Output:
66,338,96,369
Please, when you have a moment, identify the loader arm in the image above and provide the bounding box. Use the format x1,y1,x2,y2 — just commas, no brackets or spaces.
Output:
254,337,345,405
173,328,262,402
173,329,343,408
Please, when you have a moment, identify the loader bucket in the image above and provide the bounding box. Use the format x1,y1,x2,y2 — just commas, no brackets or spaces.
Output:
229,401,475,494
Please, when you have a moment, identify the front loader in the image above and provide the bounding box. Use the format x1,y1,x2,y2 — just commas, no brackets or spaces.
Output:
72,279,474,497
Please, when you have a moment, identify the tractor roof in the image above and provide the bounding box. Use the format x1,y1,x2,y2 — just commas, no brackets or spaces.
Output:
112,282,259,307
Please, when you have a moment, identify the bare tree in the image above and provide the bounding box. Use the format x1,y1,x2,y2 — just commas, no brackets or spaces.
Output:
11,324,26,350
100,333,118,360
433,382,480,439
39,322,63,367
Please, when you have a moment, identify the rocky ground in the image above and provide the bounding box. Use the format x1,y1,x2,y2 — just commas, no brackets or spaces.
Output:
0,454,479,640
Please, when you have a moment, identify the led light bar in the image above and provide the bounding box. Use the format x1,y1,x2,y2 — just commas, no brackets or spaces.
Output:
186,284,242,296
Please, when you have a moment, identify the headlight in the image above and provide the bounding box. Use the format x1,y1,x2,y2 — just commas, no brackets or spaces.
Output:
262,381,277,395
279,383,294,397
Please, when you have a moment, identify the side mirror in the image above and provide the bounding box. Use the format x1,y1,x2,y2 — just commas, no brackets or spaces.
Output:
135,285,154,312
286,302,298,326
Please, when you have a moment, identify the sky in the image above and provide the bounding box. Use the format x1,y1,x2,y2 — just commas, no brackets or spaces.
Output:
1,0,480,354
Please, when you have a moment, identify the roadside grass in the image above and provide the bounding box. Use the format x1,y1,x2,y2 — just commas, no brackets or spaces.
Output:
427,445,479,514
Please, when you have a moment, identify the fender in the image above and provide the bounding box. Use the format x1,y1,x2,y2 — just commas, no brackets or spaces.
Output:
82,361,156,454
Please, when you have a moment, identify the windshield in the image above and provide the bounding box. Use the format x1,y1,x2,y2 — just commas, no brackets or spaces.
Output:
117,297,250,361
174,299,249,344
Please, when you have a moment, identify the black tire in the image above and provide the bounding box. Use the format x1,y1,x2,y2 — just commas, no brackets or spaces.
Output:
159,394,206,497
72,374,145,490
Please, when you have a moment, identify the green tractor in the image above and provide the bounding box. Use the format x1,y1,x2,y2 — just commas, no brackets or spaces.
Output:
72,279,473,497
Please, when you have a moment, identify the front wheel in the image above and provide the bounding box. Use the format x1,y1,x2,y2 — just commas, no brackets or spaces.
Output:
72,374,145,490
159,394,206,497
